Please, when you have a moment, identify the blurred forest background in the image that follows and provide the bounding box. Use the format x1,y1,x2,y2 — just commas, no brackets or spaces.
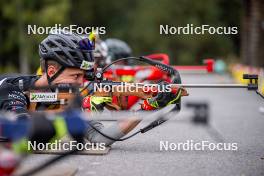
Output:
0,0,263,74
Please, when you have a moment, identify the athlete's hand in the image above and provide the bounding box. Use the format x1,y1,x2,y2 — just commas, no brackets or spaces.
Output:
141,81,182,110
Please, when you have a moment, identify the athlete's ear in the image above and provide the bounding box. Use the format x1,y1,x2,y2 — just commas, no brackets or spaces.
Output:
47,65,57,77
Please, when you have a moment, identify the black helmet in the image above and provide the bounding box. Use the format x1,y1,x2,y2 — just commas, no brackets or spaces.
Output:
39,29,94,70
39,29,95,84
94,38,111,68
105,38,132,61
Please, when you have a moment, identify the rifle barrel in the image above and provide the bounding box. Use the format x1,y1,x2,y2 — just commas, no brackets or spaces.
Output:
176,84,248,88
131,83,249,89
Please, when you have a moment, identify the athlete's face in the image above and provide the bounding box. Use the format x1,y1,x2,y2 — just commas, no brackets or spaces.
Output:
48,67,85,86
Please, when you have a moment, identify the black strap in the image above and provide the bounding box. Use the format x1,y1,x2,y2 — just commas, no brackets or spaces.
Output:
45,61,65,91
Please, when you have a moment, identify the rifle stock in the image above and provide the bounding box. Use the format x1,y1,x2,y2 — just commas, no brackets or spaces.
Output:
26,83,189,112
26,91,76,112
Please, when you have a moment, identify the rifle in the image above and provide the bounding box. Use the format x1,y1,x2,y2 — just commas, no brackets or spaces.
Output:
24,55,262,112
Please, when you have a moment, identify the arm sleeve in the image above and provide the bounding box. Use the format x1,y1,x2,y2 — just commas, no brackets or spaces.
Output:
0,81,29,119
85,120,126,146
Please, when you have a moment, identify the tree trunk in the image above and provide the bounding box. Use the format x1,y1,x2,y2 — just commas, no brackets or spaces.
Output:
241,0,264,67
241,0,250,65
17,0,29,74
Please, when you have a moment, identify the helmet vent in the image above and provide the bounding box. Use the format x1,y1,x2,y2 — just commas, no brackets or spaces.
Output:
56,39,67,47
55,51,67,60
69,51,77,58
47,41,57,48
72,40,78,44
40,44,48,53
